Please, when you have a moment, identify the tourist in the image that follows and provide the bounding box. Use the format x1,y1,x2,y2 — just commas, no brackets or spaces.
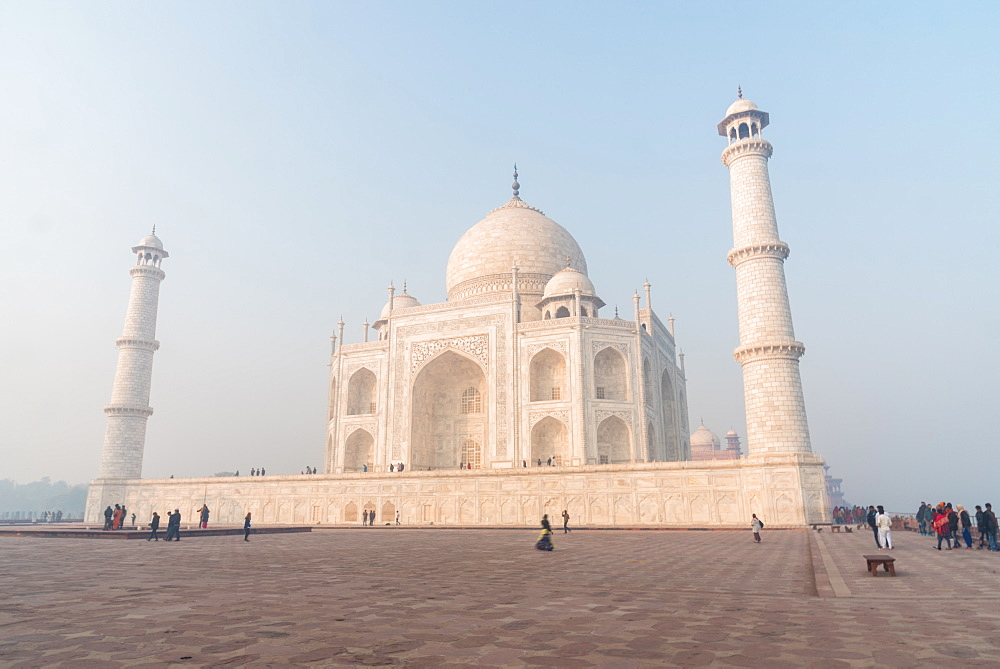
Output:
261,468,265,476
751,514,763,543
398,463,404,472
165,509,181,542
362,509,368,526
199,504,210,529
395,511,400,525
866,506,881,549
917,502,928,535
235,470,239,476
984,504,999,551
147,512,160,541
522,460,526,468
975,505,986,548
467,463,471,470
537,458,542,466
131,512,136,526
389,463,395,473
244,512,252,542
103,505,113,530
876,506,892,550
112,504,122,530
946,504,960,546
535,515,554,551
121,505,128,529
562,509,571,533
958,505,973,549
370,509,376,525
933,507,952,550
362,464,367,472
547,457,552,466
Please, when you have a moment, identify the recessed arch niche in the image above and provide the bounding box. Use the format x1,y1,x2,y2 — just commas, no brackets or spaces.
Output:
594,347,628,401
530,348,567,402
347,368,376,415
530,416,568,465
597,416,631,464
344,429,373,471
410,350,486,470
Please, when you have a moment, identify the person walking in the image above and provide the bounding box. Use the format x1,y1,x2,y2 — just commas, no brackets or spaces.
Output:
958,505,973,549
535,514,554,551
876,506,892,550
751,514,763,543
165,509,181,542
562,509,571,533
395,511,400,526
866,505,881,549
243,512,252,542
146,512,161,541
984,503,999,552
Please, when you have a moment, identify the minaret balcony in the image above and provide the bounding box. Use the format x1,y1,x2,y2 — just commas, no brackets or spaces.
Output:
721,138,773,166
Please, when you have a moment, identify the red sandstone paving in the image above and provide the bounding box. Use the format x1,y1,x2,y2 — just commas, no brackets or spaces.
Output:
1,528,1000,666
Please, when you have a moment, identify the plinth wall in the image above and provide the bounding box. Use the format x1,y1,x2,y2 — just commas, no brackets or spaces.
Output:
87,455,830,528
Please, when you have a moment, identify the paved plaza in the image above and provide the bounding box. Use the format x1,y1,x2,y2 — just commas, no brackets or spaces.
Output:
2,527,1000,667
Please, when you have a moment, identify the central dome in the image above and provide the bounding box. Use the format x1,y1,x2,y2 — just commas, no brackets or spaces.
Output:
446,196,587,301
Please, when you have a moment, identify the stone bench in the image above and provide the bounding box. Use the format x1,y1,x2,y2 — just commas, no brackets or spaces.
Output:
864,554,896,577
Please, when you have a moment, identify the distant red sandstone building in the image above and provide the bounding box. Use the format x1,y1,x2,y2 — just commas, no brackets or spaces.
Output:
689,424,741,461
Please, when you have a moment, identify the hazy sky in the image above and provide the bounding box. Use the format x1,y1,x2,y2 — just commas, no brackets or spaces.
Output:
1,2,997,512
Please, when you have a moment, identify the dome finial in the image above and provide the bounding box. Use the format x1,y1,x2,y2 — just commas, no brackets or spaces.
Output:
151,225,156,235
402,280,407,294
566,255,571,268
737,85,742,99
512,163,520,198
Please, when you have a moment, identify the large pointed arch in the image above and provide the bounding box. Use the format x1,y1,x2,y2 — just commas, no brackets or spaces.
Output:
661,369,678,461
596,415,631,464
529,348,567,402
347,368,377,415
530,416,568,465
594,347,629,401
410,350,487,470
344,428,373,471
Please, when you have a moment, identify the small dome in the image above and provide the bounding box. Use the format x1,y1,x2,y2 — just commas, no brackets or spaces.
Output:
726,429,739,438
725,98,759,117
380,292,421,318
690,424,720,450
543,266,595,298
137,234,163,249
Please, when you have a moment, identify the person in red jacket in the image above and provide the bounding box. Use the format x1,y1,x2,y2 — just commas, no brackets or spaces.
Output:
933,508,952,550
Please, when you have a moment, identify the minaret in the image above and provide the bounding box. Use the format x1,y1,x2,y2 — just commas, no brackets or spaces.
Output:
96,230,168,479
719,90,811,456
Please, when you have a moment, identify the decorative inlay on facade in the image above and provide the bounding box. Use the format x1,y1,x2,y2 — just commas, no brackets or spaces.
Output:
528,410,569,429
343,422,377,440
591,341,630,358
340,341,388,353
727,242,790,267
525,340,568,358
410,335,490,375
720,138,773,166
449,273,551,302
733,342,806,364
345,361,379,377
595,410,632,427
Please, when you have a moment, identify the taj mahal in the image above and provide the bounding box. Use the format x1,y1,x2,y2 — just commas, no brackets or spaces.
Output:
86,93,831,527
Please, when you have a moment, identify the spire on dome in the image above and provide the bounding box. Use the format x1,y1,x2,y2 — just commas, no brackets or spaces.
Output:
566,255,571,268
151,225,156,235
737,85,743,99
512,164,520,198
402,280,408,294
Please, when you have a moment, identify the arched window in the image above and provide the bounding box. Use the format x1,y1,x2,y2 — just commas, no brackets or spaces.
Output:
544,310,551,320
729,127,737,143
555,306,571,318
461,438,482,469
751,123,759,138
738,122,750,139
581,306,589,317
461,387,482,414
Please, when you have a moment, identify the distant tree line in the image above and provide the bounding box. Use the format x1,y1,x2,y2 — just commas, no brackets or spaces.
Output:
0,478,87,519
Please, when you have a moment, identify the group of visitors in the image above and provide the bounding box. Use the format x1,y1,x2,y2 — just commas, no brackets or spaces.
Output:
361,509,377,525
521,458,559,467
863,505,895,550
917,501,998,551
301,466,318,474
40,510,64,522
248,468,267,476
102,504,134,530
145,509,182,542
831,505,867,525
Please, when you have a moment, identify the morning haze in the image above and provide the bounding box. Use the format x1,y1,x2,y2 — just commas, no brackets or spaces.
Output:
0,2,997,512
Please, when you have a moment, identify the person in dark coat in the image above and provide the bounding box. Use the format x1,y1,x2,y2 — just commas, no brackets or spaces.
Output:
103,506,114,530
199,505,210,529
165,509,181,541
243,512,252,542
866,505,881,548
147,512,161,541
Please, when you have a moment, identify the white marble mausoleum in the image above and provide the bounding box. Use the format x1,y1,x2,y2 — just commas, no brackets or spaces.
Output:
85,93,831,528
